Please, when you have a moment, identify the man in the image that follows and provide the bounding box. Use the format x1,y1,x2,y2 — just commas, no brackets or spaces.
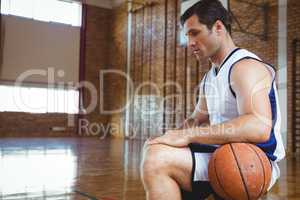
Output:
140,0,285,200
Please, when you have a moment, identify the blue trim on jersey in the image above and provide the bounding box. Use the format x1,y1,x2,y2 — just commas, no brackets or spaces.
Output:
228,59,240,98
256,81,278,161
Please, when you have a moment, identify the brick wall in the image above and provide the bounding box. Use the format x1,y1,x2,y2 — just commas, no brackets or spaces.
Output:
79,5,112,137
0,112,77,137
231,0,278,65
287,0,300,152
106,4,128,137
117,0,206,139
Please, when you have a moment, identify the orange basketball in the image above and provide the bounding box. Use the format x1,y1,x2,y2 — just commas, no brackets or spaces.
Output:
208,143,272,200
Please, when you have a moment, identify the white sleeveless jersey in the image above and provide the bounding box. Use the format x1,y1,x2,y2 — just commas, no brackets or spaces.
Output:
196,48,285,163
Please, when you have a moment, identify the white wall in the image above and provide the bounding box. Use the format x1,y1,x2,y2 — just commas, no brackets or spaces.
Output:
0,15,80,84
278,0,287,148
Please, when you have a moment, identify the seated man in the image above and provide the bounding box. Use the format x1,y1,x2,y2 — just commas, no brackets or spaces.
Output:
140,0,285,199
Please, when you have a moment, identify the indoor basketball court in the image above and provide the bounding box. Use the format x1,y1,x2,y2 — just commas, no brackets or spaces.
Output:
0,0,299,199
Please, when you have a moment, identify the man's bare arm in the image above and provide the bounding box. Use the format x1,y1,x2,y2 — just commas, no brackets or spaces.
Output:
184,59,273,144
179,82,210,129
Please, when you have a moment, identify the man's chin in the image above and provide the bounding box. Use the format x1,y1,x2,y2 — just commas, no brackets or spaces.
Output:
194,53,208,60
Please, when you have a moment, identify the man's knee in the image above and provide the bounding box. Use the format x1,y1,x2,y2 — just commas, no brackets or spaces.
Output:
141,144,171,180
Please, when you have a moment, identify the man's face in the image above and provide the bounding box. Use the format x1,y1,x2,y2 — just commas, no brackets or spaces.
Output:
183,15,220,60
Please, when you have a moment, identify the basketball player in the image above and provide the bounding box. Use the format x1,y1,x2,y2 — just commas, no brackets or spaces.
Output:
140,0,285,199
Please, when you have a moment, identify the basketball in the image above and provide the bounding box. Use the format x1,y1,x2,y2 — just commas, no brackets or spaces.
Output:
208,143,272,200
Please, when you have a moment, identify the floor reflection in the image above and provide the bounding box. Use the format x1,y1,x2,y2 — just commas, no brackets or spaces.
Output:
0,138,145,200
0,139,77,200
0,138,298,200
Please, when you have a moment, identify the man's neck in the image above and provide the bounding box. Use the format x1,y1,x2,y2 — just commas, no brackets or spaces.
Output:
210,39,237,68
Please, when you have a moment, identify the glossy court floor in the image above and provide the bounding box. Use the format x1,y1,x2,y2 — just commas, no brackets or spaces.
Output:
0,138,299,200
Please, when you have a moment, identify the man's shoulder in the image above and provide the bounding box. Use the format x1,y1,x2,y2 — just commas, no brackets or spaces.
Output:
233,58,270,74
231,58,273,90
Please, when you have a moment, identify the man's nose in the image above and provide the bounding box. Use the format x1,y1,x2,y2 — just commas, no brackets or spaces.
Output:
188,38,196,49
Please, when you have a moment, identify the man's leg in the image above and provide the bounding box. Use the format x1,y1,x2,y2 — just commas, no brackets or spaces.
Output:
140,143,193,200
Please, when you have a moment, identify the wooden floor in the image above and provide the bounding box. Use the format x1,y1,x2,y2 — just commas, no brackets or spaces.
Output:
0,137,299,200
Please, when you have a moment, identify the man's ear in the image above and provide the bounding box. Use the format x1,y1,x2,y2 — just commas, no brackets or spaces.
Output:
213,20,225,34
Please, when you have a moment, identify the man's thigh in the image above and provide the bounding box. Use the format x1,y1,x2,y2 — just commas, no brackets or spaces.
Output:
143,143,193,191
143,143,219,199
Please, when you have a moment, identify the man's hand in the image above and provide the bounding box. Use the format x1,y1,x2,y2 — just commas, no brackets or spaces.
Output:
146,130,191,147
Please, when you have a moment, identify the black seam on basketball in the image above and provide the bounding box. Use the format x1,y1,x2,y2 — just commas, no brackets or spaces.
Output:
213,152,235,200
230,144,250,200
248,144,267,198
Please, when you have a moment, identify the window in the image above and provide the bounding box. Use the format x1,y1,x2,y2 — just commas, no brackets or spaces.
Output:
1,0,82,27
179,29,188,46
0,85,79,114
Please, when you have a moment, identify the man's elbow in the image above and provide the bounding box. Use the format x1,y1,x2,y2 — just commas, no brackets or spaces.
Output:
251,114,272,143
258,126,272,143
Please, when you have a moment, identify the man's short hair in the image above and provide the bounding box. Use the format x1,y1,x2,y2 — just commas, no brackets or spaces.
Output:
180,0,232,32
